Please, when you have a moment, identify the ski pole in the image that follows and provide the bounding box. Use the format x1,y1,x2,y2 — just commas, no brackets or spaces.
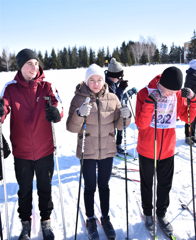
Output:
153,101,157,240
0,118,9,240
74,97,90,240
43,96,67,240
0,211,3,240
187,98,196,237
122,100,129,240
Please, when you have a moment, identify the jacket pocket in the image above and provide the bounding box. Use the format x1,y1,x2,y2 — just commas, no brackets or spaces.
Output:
77,134,95,155
106,132,116,154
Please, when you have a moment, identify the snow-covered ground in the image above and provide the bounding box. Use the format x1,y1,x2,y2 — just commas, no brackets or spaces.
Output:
0,64,196,239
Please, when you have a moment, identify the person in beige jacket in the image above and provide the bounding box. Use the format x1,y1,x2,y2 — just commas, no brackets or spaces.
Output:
66,63,131,240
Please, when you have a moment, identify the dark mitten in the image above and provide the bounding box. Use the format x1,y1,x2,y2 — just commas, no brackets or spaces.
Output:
148,90,162,102
0,98,5,117
181,87,195,99
45,104,61,123
119,80,128,90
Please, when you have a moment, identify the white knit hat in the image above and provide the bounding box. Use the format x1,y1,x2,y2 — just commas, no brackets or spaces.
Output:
85,64,105,85
189,59,196,71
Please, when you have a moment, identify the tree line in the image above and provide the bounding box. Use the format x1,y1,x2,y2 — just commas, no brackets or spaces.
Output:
0,31,195,72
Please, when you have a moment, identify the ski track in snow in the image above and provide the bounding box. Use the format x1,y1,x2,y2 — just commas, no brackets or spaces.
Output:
0,64,196,239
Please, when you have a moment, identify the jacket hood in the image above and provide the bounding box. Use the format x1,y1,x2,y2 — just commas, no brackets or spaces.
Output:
14,66,45,88
147,74,161,89
75,81,108,99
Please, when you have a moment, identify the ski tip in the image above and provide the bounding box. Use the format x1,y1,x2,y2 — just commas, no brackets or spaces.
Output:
169,234,177,240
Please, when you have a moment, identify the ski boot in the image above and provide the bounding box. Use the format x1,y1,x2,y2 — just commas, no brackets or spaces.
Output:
117,145,125,154
185,137,195,146
18,220,31,240
143,215,156,236
41,219,54,240
157,216,173,235
86,217,99,240
101,216,116,239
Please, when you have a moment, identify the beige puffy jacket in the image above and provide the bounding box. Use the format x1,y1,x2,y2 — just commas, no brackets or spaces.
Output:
66,81,131,160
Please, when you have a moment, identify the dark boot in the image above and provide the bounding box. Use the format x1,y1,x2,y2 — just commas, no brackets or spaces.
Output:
117,145,125,154
86,217,99,240
41,219,54,240
18,220,31,240
157,216,173,235
143,215,156,235
101,216,116,239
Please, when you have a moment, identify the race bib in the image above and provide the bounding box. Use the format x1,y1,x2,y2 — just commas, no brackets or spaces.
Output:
147,87,177,129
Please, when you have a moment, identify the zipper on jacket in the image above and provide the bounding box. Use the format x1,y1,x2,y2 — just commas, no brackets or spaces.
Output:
29,82,31,89
158,129,164,161
96,97,101,160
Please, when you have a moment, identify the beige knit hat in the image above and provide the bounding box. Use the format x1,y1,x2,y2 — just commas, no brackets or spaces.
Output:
85,64,105,85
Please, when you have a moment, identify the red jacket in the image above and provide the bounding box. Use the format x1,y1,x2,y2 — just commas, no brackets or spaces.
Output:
135,75,196,160
1,67,63,160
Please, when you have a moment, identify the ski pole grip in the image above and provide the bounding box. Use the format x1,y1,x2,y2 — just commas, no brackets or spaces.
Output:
122,100,126,107
84,97,90,105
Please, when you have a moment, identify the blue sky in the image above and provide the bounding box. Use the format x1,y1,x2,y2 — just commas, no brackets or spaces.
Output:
0,0,195,56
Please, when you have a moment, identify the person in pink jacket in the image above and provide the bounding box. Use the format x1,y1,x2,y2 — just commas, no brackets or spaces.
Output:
0,49,63,240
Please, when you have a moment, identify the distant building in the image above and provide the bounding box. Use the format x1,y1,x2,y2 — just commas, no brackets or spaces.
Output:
184,41,191,63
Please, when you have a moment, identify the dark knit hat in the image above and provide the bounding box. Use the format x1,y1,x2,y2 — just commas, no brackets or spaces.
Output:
107,58,123,78
16,49,39,70
159,66,183,91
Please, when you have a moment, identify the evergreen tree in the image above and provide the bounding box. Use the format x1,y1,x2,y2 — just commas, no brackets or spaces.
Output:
124,48,132,66
0,56,2,72
187,30,196,61
140,52,148,64
105,46,111,63
62,47,70,69
112,47,121,62
11,53,18,71
153,49,161,63
96,48,105,67
160,44,169,63
50,48,58,69
80,46,89,67
0,49,14,71
68,46,72,68
71,46,79,68
89,48,96,65
38,51,44,69
44,50,50,70
57,50,63,69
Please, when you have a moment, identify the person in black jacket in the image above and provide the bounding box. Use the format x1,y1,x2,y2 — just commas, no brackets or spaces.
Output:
105,58,128,154
184,59,196,146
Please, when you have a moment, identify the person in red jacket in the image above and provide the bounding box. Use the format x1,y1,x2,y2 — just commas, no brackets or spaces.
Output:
0,49,63,240
135,66,196,236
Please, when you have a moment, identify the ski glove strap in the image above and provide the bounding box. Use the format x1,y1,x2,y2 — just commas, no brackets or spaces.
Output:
45,104,61,123
181,87,195,99
148,89,162,102
0,98,5,117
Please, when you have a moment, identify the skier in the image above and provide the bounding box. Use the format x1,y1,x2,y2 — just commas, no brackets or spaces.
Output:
105,58,128,154
184,59,196,146
135,66,196,236
66,63,131,240
0,48,63,240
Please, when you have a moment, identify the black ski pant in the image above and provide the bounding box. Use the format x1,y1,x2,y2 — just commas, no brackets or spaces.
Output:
14,153,54,221
185,117,196,137
139,154,174,217
83,157,113,218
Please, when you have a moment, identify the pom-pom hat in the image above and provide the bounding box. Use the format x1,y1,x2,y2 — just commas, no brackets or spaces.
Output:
159,66,183,91
85,64,105,85
16,49,39,70
107,58,123,78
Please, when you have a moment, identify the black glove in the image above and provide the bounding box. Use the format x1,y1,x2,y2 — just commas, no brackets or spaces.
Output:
181,87,195,99
148,90,162,102
0,98,5,117
119,80,128,90
45,104,61,123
